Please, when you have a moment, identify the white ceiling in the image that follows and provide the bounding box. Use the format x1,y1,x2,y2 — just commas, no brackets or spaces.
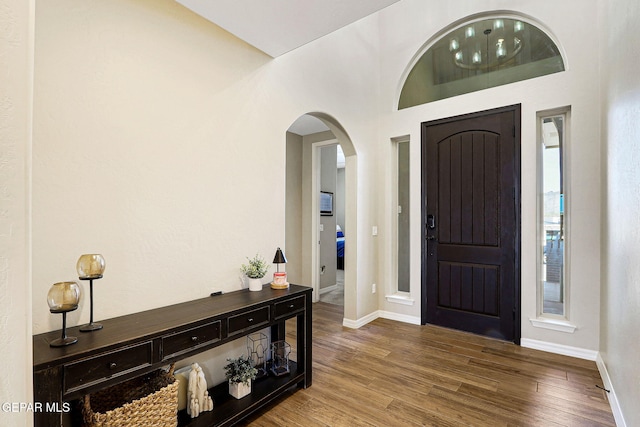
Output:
175,0,400,57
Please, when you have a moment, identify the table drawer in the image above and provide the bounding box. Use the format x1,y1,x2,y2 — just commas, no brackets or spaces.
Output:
64,341,153,393
228,306,270,336
162,321,221,360
274,295,306,319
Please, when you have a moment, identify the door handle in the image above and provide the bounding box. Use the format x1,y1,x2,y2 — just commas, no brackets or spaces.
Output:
427,214,436,229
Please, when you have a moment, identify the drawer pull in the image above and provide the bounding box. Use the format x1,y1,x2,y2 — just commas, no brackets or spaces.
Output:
247,318,254,323
108,362,117,370
289,304,295,308
191,336,198,342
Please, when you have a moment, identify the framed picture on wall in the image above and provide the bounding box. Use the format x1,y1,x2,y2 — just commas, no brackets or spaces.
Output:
320,191,333,216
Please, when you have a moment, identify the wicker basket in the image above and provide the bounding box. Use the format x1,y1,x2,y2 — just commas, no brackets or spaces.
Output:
82,365,179,427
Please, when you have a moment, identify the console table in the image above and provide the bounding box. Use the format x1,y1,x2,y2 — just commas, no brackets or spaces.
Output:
32,284,312,427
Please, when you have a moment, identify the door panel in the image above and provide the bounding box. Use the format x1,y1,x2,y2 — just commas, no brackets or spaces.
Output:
422,105,520,342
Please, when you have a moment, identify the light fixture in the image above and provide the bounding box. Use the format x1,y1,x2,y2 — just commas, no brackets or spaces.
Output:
514,20,524,32
270,248,289,290
496,38,507,58
450,19,525,71
76,254,105,332
47,281,81,347
449,38,459,52
465,26,475,38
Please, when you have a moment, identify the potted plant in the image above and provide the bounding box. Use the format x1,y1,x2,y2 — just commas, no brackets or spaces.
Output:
241,254,270,291
224,355,258,399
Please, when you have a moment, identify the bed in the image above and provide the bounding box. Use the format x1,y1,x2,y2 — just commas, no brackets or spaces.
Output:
337,225,345,270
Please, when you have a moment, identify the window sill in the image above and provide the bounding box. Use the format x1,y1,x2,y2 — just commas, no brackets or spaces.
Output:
529,317,577,333
385,294,415,306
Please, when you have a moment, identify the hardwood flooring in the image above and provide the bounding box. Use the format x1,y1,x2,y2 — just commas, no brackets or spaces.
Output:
239,302,615,426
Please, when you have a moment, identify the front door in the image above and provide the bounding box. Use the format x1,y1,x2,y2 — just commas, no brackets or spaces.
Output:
421,105,521,343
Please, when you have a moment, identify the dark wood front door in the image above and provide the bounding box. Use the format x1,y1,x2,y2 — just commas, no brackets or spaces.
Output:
421,105,521,343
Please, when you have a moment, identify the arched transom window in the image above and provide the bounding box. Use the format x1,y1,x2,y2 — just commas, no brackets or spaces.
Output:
399,17,565,109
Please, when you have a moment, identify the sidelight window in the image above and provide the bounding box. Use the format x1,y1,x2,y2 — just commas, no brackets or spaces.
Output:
538,109,569,317
396,140,410,293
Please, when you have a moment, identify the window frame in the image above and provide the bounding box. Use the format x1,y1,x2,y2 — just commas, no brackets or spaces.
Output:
536,107,571,321
387,136,414,304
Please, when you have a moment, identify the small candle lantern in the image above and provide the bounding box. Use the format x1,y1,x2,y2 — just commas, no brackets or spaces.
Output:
270,248,289,290
247,332,269,379
270,340,291,377
47,281,81,347
76,254,105,331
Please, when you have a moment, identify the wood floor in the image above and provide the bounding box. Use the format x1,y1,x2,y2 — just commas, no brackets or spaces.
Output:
239,302,615,426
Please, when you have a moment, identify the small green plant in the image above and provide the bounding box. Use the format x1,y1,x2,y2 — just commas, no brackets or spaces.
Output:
224,355,258,386
240,254,270,279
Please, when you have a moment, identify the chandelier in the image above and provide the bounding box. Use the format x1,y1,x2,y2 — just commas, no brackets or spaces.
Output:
449,19,525,71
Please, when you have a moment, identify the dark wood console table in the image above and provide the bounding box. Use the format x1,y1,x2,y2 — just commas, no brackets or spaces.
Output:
33,284,312,426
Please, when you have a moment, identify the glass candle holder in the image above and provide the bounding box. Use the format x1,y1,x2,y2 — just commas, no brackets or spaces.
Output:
77,254,105,331
47,281,81,347
76,254,105,279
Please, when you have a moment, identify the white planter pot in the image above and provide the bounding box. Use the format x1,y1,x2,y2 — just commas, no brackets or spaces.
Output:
229,381,251,399
248,278,263,292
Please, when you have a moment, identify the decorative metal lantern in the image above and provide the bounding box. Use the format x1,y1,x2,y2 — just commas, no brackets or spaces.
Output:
247,332,269,379
270,340,291,377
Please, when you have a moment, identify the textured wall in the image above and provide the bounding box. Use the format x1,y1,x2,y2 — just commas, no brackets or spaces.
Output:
319,144,337,290
32,0,382,333
0,0,33,425
600,0,640,423
285,131,303,284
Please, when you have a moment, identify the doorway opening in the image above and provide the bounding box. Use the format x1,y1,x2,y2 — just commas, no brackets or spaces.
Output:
285,113,357,323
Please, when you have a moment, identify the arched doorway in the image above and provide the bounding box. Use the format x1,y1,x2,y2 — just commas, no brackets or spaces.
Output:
285,113,357,323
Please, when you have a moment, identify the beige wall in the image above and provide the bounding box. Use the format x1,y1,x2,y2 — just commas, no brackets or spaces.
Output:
32,0,382,333
336,168,346,233
319,145,337,290
6,0,637,423
600,0,640,424
0,0,34,424
285,131,303,284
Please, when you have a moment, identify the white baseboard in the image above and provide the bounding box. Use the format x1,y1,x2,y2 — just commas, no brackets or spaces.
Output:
520,339,627,424
342,310,421,329
379,310,421,325
596,353,627,427
319,284,338,295
520,338,598,361
342,310,379,329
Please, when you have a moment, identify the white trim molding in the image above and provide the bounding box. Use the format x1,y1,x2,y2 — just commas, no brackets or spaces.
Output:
596,353,627,427
529,317,577,333
319,284,338,295
343,311,379,329
342,309,420,329
385,293,415,306
379,310,420,325
520,338,597,361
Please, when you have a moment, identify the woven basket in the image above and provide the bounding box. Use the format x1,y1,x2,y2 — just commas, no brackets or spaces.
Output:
82,365,178,427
